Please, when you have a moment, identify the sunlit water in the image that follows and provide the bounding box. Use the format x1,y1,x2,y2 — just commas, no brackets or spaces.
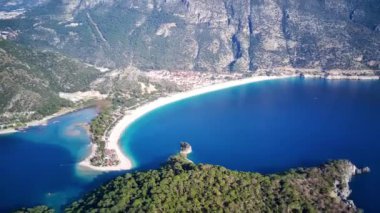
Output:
121,78,380,212
1,78,380,212
0,108,122,211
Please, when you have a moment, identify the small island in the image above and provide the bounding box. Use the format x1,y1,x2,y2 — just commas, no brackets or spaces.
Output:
180,141,192,157
75,68,380,172
79,74,289,171
16,142,369,212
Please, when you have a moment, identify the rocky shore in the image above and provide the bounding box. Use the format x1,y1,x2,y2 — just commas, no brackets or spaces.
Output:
179,142,192,158
330,161,370,211
66,158,367,212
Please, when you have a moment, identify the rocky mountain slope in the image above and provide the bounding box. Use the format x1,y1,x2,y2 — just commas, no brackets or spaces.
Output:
0,0,379,125
1,0,379,72
0,39,180,127
0,40,100,124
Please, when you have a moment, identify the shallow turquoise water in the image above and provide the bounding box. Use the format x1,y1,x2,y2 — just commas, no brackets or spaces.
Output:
121,78,380,212
0,108,122,211
1,78,380,212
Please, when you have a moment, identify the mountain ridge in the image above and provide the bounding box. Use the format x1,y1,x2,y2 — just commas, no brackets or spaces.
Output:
0,0,379,72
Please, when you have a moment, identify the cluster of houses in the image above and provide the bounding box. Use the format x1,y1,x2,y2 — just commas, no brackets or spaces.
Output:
146,70,246,90
90,149,120,167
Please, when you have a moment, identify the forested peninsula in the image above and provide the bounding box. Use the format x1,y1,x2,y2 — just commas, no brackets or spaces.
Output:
17,155,363,213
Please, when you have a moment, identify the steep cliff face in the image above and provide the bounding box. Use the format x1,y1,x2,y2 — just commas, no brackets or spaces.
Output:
1,0,379,71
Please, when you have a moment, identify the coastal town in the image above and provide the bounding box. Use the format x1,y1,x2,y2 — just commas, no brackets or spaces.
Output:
2,0,380,211
145,70,251,90
83,70,259,169
77,68,380,169
1,68,379,169
0,69,258,169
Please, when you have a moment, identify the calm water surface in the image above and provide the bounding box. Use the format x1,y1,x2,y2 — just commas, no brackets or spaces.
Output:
0,108,121,211
121,78,380,212
1,78,379,212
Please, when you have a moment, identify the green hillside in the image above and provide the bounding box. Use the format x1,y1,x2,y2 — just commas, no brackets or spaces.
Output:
0,40,100,124
65,156,357,212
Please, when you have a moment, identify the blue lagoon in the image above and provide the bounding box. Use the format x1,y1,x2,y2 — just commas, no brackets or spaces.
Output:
0,108,121,211
1,78,380,212
121,78,380,212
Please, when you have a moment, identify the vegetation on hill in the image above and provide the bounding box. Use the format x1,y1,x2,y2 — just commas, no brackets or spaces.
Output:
88,107,119,167
86,68,180,167
2,0,379,71
14,205,54,213
0,40,100,125
65,156,358,212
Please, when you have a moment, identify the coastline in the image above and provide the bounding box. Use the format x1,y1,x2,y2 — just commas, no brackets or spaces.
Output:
79,75,296,171
0,108,79,135
77,143,132,171
302,74,379,80
3,73,377,170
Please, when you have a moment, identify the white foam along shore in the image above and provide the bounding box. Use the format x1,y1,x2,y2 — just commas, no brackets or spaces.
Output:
79,75,296,171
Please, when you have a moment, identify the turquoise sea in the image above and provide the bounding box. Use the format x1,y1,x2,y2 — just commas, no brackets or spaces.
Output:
121,78,380,212
0,108,123,211
0,78,380,212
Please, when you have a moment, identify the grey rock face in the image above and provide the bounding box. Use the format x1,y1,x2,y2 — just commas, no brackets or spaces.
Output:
1,0,379,72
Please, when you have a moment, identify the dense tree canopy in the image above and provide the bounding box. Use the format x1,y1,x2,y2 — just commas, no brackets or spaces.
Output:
65,156,356,212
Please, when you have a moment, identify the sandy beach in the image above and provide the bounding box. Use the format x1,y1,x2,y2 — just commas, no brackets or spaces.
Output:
78,143,132,171
79,75,295,171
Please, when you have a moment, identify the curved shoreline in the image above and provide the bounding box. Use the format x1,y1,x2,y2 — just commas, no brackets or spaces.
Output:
0,108,81,135
79,75,296,171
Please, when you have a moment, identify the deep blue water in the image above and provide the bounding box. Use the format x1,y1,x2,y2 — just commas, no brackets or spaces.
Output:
1,78,379,212
0,108,121,211
121,78,380,212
